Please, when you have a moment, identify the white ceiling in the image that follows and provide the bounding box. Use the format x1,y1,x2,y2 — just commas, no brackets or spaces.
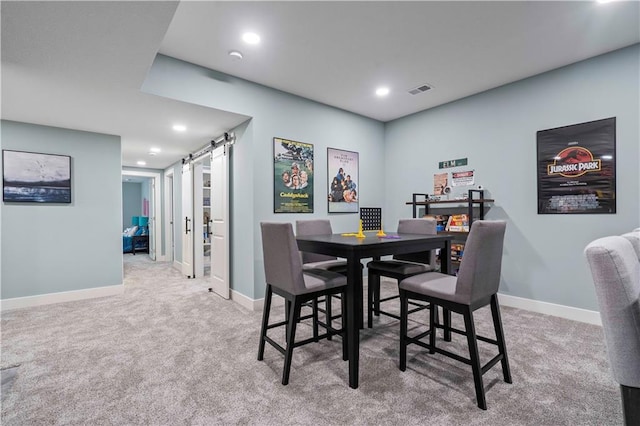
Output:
2,1,639,169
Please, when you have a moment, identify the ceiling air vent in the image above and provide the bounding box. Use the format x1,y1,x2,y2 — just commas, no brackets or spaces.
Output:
408,84,432,95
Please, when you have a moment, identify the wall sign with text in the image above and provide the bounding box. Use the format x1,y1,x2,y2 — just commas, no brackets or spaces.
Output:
536,117,616,214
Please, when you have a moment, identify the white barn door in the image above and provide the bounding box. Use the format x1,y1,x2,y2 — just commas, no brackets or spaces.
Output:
210,145,229,298
181,162,194,278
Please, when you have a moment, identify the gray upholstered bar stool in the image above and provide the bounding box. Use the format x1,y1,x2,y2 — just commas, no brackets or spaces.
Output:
258,222,347,385
398,220,511,410
296,219,348,338
366,218,437,328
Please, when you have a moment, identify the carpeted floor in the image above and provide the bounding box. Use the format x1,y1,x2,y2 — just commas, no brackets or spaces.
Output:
1,255,622,425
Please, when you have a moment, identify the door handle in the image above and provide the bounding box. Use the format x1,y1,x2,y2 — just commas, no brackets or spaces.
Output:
185,217,191,234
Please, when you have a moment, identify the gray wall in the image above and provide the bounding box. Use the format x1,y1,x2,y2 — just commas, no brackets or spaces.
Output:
144,55,386,300
384,45,640,311
1,120,123,299
122,182,142,229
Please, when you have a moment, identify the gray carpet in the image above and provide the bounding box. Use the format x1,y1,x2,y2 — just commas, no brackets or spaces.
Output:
1,255,622,425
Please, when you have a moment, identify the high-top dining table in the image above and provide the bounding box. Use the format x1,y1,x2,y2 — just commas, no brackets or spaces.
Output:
296,232,453,389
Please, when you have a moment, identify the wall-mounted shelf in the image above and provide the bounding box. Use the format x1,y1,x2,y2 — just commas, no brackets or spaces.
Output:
405,189,494,272
405,189,493,227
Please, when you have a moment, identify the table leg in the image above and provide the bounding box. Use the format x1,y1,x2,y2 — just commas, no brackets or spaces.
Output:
346,253,360,389
441,239,452,341
441,240,452,275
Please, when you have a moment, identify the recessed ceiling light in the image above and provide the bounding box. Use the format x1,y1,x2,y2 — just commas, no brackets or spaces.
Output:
229,50,243,60
173,124,186,132
376,87,390,97
137,160,146,166
242,32,261,44
150,147,161,153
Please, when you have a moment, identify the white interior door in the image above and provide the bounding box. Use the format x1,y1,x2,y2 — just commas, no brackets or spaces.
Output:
192,161,204,278
164,171,175,263
210,145,229,299
181,163,194,278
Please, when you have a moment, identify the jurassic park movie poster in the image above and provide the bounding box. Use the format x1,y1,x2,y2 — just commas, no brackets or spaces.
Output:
537,117,616,214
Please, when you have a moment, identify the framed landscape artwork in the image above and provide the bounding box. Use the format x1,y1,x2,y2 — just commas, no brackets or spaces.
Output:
2,150,72,203
536,117,616,214
327,148,358,213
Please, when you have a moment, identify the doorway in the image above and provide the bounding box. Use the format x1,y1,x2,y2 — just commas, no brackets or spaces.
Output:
121,170,162,261
179,141,230,299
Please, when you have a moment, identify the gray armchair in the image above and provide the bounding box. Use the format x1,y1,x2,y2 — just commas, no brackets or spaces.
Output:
584,234,640,425
621,230,640,261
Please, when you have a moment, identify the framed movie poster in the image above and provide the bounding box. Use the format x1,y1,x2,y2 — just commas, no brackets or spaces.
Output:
3,150,72,203
327,148,358,213
537,117,616,214
273,137,314,213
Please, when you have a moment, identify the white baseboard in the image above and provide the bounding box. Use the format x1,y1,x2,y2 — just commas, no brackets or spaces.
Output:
498,293,601,326
231,289,284,312
172,260,182,271
230,289,258,311
242,289,602,325
1,284,124,312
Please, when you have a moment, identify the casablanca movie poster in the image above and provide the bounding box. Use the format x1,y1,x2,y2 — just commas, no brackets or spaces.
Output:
273,137,314,213
537,117,616,214
327,148,358,213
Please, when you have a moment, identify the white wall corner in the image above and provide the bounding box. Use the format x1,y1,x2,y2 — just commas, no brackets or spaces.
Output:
0,284,124,312
230,289,284,312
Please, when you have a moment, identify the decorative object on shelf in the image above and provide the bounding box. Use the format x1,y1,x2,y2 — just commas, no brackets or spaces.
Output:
446,214,469,232
537,117,616,214
451,242,465,262
327,147,358,213
273,137,314,213
2,150,71,203
433,172,448,196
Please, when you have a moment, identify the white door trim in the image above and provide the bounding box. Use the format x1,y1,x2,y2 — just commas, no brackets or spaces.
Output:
122,170,162,260
164,167,175,263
